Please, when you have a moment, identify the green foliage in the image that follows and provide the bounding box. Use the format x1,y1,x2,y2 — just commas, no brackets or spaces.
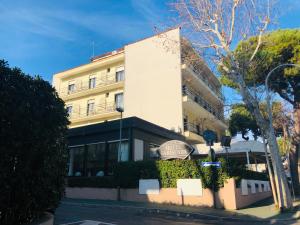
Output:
156,160,200,188
277,137,292,156
67,158,268,191
68,177,116,188
114,161,159,188
0,60,69,225
220,29,300,105
229,102,290,139
229,104,260,140
198,157,229,191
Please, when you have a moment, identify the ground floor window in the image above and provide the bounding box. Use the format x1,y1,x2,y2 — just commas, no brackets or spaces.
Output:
107,141,129,175
68,141,129,177
68,145,85,176
86,143,106,176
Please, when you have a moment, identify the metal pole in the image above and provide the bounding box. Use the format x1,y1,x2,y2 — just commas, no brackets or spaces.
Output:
118,111,123,162
265,63,300,208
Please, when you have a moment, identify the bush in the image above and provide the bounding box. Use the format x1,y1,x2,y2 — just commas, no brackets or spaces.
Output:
156,160,200,188
113,161,158,188
66,158,268,191
0,60,69,225
67,177,116,188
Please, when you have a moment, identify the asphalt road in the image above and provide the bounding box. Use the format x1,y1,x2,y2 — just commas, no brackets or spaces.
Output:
54,201,297,225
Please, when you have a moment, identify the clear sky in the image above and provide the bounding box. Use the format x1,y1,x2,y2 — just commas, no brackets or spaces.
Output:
0,0,299,87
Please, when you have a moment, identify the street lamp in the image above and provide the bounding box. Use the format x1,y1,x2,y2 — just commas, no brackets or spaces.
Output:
116,106,124,162
265,63,300,139
265,63,300,201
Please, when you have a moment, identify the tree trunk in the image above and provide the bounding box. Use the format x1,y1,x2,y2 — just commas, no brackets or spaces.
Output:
293,101,300,193
239,77,292,209
224,62,293,210
263,136,278,206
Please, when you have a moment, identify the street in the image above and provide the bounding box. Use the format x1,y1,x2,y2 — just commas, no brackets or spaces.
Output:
54,201,297,225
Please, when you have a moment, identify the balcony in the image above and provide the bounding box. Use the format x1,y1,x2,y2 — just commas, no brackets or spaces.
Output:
181,64,224,102
59,74,124,101
68,101,120,127
182,86,227,129
183,122,204,144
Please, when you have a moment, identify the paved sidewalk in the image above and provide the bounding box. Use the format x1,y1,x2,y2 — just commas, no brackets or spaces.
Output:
62,197,300,223
236,197,300,220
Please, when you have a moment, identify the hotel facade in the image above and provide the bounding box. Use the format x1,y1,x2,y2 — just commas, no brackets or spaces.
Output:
53,28,227,177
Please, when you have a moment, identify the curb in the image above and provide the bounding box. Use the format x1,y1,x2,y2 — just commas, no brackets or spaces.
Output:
61,201,300,223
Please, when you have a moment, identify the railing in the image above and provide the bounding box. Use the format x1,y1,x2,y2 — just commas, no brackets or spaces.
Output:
184,64,224,101
68,102,117,120
182,86,225,122
60,74,123,97
184,122,202,135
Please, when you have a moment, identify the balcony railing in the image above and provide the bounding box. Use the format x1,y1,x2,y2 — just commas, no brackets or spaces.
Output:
182,86,225,122
184,122,202,136
68,102,117,120
60,74,123,97
184,64,224,101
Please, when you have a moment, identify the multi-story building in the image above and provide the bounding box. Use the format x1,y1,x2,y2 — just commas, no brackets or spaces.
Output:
53,28,227,176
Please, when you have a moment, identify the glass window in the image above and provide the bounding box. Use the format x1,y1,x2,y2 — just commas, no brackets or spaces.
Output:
116,70,124,82
87,100,95,116
68,83,75,93
107,141,128,174
66,105,72,117
115,93,123,110
89,77,96,89
119,142,129,162
68,146,85,176
86,143,105,177
149,143,159,159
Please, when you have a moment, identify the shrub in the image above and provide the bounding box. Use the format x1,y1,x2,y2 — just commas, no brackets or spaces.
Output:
156,160,200,188
67,177,116,188
113,161,158,188
66,158,268,191
0,60,69,225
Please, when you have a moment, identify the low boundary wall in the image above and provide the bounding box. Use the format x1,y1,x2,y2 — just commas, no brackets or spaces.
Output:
65,178,271,209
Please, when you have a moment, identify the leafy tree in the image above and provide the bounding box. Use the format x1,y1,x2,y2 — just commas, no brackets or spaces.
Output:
229,104,260,140
172,0,293,208
0,60,69,225
220,29,300,192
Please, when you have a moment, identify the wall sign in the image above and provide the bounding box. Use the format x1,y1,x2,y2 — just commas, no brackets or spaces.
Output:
158,140,194,160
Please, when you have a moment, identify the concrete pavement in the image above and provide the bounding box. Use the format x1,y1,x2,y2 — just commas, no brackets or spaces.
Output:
54,198,300,225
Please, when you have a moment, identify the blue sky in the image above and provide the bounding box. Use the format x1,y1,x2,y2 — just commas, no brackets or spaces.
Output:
0,0,299,87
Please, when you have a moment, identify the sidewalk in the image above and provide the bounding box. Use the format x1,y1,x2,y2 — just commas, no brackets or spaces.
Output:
61,197,300,223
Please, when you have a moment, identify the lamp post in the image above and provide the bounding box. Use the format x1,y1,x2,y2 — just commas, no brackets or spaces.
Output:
265,63,300,204
265,64,300,139
116,106,124,162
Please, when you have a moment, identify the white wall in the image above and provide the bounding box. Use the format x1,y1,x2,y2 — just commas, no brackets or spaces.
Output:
124,28,183,133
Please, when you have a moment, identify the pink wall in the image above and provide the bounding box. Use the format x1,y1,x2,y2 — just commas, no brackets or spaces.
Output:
235,187,272,209
65,178,272,210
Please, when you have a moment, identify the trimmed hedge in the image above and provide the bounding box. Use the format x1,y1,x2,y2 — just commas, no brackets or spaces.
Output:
66,158,268,190
67,176,116,188
68,157,268,191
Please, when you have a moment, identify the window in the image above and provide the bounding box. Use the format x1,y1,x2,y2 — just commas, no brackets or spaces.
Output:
87,100,95,116
149,143,160,159
107,68,110,73
116,69,124,82
68,83,75,93
107,141,129,174
68,146,85,176
66,105,72,117
196,124,201,135
89,77,96,89
115,93,123,109
86,143,106,177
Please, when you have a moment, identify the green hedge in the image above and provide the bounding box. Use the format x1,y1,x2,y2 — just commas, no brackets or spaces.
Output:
66,158,268,190
67,176,116,188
